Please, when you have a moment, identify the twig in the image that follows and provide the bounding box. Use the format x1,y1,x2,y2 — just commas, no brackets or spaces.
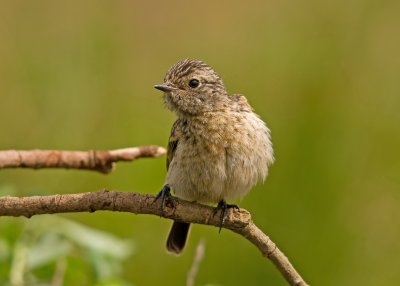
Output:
51,258,67,286
187,240,206,286
0,190,308,286
0,146,166,174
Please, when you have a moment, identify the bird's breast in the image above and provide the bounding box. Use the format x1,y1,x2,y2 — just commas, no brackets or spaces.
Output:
166,111,273,203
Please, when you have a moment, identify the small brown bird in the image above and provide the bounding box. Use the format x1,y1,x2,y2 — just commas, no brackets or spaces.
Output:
154,59,274,254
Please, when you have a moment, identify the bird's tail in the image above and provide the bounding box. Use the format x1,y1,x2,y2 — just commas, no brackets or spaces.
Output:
166,221,191,255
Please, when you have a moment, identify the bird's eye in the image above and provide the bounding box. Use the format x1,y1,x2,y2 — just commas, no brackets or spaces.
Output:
188,79,200,88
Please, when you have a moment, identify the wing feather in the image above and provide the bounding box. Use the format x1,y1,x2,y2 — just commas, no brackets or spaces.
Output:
166,119,182,170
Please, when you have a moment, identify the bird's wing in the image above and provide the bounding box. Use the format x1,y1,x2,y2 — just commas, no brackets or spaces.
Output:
167,119,181,171
230,94,253,112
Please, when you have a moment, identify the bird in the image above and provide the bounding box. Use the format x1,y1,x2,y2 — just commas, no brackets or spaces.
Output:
154,59,274,255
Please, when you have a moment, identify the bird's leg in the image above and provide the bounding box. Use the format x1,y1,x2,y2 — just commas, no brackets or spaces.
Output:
153,184,175,210
213,200,240,233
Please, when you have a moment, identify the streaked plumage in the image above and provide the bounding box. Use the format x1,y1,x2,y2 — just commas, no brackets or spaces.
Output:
155,59,274,254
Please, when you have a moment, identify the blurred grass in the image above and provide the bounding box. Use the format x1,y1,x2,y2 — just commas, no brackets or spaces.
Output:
1,0,400,285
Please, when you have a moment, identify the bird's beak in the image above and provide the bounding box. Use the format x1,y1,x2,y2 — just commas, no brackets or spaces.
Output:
154,83,177,92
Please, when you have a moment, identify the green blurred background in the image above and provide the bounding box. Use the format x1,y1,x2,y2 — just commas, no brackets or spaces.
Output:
1,0,400,285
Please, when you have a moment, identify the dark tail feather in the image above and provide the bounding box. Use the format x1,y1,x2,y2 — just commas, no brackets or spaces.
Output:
166,221,191,255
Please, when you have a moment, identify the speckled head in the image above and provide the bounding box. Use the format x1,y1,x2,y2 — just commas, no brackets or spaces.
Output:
154,59,228,116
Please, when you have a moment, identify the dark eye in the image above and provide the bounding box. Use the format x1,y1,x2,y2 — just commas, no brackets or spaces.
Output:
188,79,200,88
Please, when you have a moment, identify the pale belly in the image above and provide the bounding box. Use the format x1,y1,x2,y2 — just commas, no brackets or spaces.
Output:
165,137,270,204
165,110,273,204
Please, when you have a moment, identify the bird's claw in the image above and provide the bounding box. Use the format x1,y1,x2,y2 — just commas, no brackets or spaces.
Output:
213,200,240,233
154,184,175,210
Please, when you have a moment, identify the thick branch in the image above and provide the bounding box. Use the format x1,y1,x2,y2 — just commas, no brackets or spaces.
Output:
0,146,166,174
0,190,308,286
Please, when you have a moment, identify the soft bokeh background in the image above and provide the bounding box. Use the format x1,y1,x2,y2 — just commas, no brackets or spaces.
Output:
1,0,399,285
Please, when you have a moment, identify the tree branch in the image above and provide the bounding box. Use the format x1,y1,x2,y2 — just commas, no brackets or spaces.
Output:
0,146,166,174
0,190,308,286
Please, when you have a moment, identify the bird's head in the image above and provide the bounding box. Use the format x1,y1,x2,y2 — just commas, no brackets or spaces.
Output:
155,59,228,116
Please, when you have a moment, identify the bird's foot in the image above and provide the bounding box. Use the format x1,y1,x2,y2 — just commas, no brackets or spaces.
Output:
154,184,175,210
213,200,240,233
